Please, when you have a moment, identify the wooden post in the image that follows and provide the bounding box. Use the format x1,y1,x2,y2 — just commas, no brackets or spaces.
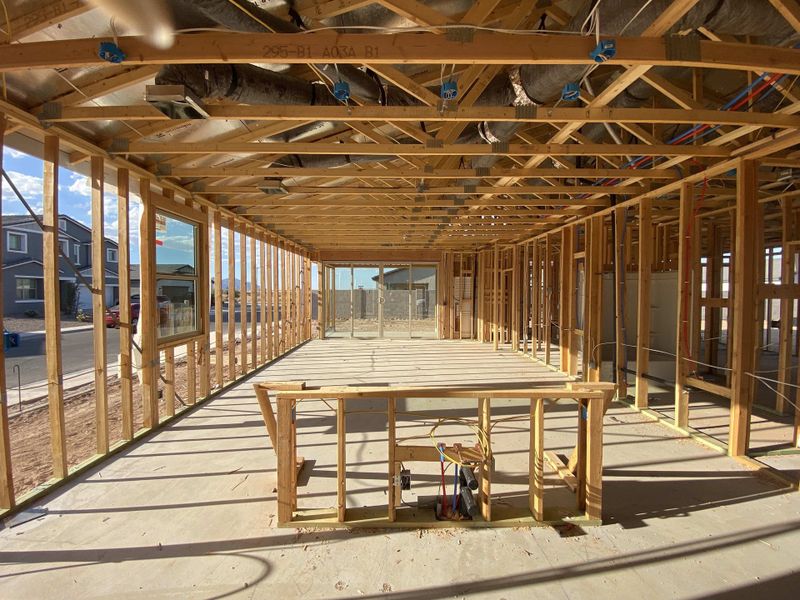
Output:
531,242,539,358
272,241,280,352
240,226,248,373
0,114,14,509
730,159,760,456
163,347,175,416
198,207,211,399
266,238,275,356
43,136,68,478
636,198,653,409
587,216,604,383
478,397,491,521
90,156,108,454
213,211,223,387
529,397,544,521
250,232,257,364
512,245,519,352
493,244,499,351
337,397,346,522
227,224,236,380
614,209,628,401
544,235,552,365
116,168,133,441
138,177,159,428
387,397,396,522
186,341,197,405
777,199,795,413
675,183,695,429
259,237,267,364
585,397,604,522
276,395,293,523
523,243,530,354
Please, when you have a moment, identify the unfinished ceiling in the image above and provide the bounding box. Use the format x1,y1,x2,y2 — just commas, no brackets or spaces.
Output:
0,0,799,251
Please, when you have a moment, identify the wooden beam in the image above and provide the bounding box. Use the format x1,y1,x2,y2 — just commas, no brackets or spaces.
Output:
227,225,236,380
674,183,694,429
729,159,759,456
2,1,90,41
139,177,159,428
213,211,224,388
121,141,731,157
769,0,800,32
169,166,679,180
635,198,652,409
117,168,133,441
614,208,628,402
46,105,800,129
43,135,67,479
0,115,14,509
91,156,108,454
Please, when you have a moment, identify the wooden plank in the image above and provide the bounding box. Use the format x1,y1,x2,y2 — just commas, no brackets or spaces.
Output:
187,342,197,405
675,183,694,429
544,450,578,493
777,199,795,413
478,397,491,522
163,347,175,417
213,211,224,388
614,209,628,401
769,0,800,32
587,216,604,382
198,206,211,399
388,397,397,523
529,398,544,521
266,237,275,357
116,168,133,441
493,245,499,351
544,235,552,365
585,396,604,522
337,397,346,522
272,241,280,355
89,155,109,454
240,226,248,373
730,159,759,456
250,232,258,364
227,225,236,380
636,198,652,409
43,135,67,479
685,376,732,399
276,396,293,524
138,177,159,428
0,115,14,508
4,33,799,75
260,237,267,364
511,245,519,352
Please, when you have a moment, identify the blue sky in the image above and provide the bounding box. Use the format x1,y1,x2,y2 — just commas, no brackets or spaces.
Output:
2,146,242,281
2,147,319,288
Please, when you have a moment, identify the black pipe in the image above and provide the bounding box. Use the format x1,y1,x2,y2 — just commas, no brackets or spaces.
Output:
459,466,478,491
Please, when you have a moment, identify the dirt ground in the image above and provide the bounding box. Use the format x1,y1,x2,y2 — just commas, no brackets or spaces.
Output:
4,315,88,333
8,340,243,498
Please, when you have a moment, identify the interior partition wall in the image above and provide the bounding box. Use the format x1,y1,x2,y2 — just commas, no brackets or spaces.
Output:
322,263,437,339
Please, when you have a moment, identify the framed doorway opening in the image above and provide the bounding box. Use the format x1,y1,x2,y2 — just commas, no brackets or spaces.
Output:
322,263,437,339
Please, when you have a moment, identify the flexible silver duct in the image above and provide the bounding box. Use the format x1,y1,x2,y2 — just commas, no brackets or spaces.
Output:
158,0,793,172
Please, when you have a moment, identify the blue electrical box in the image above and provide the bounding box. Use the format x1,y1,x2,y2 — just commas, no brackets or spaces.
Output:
440,80,458,101
333,80,351,102
590,39,616,63
98,41,126,64
562,82,581,101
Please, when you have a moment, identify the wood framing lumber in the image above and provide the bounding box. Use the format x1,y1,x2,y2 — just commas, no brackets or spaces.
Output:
117,168,134,441
0,115,13,509
43,135,68,479
3,33,797,75
90,156,108,454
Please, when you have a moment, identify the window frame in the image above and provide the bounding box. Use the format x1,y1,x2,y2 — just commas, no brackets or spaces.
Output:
153,205,204,346
7,231,27,253
107,247,118,263
58,218,67,232
15,276,44,302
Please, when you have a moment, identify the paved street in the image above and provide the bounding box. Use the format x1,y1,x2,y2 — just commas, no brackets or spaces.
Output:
4,310,242,391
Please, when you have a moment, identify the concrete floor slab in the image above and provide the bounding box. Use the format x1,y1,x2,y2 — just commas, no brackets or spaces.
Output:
1,339,799,599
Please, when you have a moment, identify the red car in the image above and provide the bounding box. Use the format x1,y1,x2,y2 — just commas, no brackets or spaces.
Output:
105,295,169,329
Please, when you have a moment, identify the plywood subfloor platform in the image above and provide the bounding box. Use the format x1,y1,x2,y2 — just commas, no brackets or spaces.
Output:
1,339,800,599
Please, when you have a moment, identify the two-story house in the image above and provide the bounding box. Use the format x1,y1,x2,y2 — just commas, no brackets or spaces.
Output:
2,214,120,317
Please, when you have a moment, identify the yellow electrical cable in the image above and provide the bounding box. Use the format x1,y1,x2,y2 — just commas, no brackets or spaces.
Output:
428,416,490,467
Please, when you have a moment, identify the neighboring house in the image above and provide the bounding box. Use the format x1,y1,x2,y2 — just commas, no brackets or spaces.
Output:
371,267,436,319
2,214,119,317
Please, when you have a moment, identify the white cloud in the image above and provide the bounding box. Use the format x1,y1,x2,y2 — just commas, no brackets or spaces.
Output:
67,172,91,197
2,170,43,213
3,147,27,160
